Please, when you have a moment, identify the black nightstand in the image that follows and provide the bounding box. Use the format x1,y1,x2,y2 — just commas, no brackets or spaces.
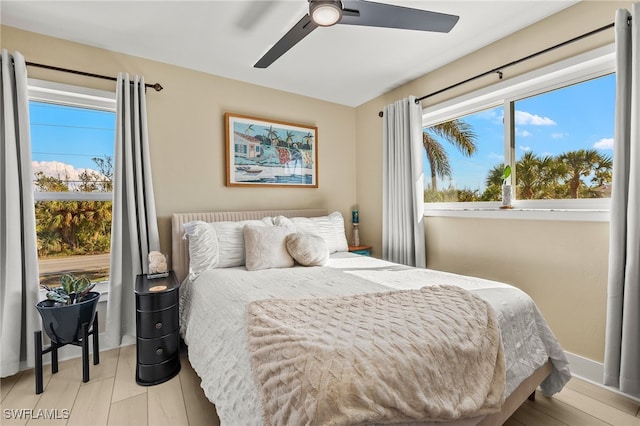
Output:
135,271,181,386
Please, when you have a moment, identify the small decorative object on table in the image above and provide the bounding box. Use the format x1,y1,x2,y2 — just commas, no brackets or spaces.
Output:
351,210,360,246
147,251,169,279
500,165,513,209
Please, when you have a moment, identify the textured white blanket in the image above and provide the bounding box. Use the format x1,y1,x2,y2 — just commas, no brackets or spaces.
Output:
180,253,571,426
247,285,505,425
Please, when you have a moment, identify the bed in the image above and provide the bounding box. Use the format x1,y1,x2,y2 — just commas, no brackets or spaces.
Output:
172,209,571,426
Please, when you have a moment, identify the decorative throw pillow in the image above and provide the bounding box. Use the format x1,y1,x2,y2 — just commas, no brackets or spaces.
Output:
183,218,271,276
288,211,349,253
285,233,329,266
214,219,273,268
243,224,295,271
183,221,219,278
273,215,294,227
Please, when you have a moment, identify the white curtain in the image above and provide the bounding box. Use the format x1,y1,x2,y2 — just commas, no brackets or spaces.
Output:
105,74,160,348
604,4,640,397
0,50,40,377
382,96,426,268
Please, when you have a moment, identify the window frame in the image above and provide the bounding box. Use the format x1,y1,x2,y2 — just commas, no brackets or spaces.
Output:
29,78,116,202
421,44,615,221
29,79,116,295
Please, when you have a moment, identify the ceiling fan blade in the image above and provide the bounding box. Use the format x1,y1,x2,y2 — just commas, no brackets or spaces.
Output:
254,14,319,68
235,1,278,31
339,0,459,33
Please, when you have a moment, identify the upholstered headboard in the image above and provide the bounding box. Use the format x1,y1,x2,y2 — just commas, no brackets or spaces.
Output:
171,209,328,283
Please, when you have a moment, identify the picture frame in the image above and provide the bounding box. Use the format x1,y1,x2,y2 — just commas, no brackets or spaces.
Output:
225,113,318,188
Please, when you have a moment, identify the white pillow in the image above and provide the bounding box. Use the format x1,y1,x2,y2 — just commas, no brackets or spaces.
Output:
182,221,219,278
243,224,295,271
285,233,329,266
273,215,294,227
286,211,349,253
183,218,271,276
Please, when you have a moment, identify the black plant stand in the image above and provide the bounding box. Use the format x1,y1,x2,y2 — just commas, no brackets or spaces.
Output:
34,312,100,394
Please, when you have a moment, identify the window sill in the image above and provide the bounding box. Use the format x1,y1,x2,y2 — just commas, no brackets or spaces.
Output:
424,207,609,222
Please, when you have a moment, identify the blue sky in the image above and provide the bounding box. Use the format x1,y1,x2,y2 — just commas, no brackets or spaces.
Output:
425,73,616,191
30,101,115,181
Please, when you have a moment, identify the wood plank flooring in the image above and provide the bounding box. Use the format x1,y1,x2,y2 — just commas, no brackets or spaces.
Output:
2,346,639,425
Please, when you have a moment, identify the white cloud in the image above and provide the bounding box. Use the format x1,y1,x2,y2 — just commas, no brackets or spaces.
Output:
515,110,556,126
551,132,568,139
593,138,614,150
476,109,499,121
488,152,504,161
517,129,532,137
32,160,98,182
519,145,531,152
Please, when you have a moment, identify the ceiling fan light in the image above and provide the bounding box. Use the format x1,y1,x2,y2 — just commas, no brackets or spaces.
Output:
310,1,342,27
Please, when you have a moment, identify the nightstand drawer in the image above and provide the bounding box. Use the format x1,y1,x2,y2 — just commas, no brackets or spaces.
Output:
136,308,179,339
136,356,180,386
137,331,180,364
136,290,178,312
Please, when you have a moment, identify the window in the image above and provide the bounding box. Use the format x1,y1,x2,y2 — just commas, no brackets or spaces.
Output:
423,105,503,202
29,80,116,287
421,45,615,220
513,77,614,200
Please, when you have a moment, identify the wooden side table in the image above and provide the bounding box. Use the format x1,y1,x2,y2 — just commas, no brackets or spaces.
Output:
135,271,181,386
348,245,372,256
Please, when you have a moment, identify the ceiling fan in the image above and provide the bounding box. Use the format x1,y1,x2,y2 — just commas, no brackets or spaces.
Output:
254,0,459,69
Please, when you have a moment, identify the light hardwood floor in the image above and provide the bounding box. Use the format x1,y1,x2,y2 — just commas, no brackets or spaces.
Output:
2,345,639,425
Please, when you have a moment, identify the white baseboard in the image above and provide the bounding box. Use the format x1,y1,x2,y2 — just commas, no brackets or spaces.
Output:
565,351,640,403
564,351,604,384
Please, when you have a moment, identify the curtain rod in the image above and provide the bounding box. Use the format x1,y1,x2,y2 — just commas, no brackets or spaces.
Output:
25,61,164,92
378,21,617,117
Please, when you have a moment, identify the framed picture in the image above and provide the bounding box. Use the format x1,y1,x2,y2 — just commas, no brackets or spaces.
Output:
225,113,318,188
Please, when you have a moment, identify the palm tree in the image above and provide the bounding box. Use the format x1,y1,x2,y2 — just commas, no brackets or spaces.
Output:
423,120,477,191
592,154,614,187
515,152,557,199
485,164,505,187
482,164,505,201
557,149,612,198
285,131,295,148
264,126,279,145
302,132,314,149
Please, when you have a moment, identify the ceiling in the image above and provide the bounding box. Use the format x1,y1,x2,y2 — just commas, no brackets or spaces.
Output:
1,1,578,107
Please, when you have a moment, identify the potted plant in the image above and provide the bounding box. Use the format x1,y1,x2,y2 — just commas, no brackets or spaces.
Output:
36,274,100,345
500,165,513,209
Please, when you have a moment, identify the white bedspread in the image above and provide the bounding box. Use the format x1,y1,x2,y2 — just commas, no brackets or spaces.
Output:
180,253,571,426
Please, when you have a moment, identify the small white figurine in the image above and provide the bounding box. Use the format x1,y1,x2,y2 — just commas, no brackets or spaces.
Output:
148,251,168,274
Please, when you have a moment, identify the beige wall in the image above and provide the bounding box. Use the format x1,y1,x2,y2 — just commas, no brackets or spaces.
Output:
355,1,633,363
426,218,610,362
3,0,631,365
2,25,358,257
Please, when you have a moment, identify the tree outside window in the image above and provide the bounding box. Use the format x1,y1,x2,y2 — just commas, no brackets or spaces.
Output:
30,93,116,287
